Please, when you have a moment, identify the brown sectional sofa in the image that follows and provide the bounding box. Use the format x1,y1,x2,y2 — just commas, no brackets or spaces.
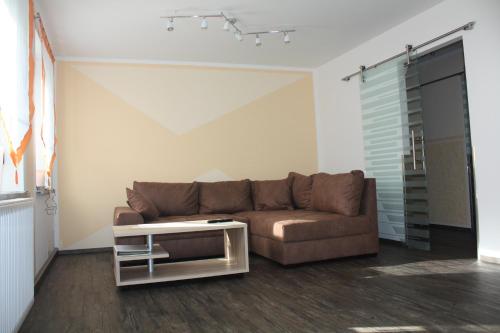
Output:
114,172,378,265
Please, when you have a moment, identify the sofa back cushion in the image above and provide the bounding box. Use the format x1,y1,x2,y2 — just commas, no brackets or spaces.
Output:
288,172,313,210
133,181,199,216
252,179,293,211
311,170,365,216
126,188,160,220
199,180,253,214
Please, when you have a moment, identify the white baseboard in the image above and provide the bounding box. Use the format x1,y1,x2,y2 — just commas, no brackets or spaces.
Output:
478,249,500,264
479,254,500,265
35,248,58,286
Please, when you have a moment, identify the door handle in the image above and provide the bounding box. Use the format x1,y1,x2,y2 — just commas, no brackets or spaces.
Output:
411,130,416,170
420,129,426,172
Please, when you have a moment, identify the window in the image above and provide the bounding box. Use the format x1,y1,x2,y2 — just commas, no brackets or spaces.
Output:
33,26,55,189
0,0,29,193
0,0,56,193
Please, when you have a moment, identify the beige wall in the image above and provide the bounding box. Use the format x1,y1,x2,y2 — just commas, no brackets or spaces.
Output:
56,61,317,249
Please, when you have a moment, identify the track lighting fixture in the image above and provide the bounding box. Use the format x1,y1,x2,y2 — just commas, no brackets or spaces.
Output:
200,17,208,29
160,12,295,46
255,34,262,47
283,32,290,44
166,17,174,31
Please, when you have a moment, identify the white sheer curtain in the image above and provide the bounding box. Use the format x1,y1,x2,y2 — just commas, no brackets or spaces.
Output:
0,0,29,192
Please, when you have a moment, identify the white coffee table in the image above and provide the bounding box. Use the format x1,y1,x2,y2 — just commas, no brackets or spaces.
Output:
112,220,249,286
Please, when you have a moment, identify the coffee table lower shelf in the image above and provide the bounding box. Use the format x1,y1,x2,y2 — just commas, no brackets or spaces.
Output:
115,258,247,286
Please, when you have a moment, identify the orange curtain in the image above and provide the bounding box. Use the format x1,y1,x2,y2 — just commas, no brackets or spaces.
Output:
8,0,37,184
36,16,55,63
35,6,57,187
1,0,57,187
0,0,39,185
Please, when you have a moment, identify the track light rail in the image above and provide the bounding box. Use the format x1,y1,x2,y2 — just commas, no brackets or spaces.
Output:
242,30,295,36
160,11,295,46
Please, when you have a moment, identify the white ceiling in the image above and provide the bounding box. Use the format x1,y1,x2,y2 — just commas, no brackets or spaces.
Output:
37,0,443,68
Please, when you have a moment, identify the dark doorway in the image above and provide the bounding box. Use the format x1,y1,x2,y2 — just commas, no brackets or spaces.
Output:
415,40,477,257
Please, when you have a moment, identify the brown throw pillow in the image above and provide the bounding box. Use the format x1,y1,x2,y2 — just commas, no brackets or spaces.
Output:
252,179,293,211
199,180,253,214
288,172,313,209
126,188,160,220
311,170,365,216
133,181,199,216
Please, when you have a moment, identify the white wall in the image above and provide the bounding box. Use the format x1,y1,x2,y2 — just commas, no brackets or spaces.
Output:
314,0,500,262
34,195,57,275
24,135,58,279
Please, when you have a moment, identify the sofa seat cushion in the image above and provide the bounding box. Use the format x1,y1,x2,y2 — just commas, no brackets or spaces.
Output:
198,180,253,214
149,214,249,241
133,181,199,216
236,210,372,242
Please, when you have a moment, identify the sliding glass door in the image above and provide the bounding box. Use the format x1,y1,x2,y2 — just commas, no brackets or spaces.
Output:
403,59,430,250
360,55,430,250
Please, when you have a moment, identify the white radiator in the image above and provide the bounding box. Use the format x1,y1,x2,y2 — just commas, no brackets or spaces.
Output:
0,198,34,333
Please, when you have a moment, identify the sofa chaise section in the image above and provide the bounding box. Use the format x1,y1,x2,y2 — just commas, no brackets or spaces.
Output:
239,179,378,265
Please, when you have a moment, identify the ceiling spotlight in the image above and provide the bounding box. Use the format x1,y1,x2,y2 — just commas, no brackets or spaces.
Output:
201,17,208,29
223,20,230,31
166,18,174,31
283,32,290,44
255,34,262,47
235,31,243,41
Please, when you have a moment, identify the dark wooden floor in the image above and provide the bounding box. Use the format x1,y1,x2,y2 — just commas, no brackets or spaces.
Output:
21,232,500,333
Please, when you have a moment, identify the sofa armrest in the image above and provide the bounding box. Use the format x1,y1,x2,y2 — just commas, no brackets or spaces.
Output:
113,207,144,226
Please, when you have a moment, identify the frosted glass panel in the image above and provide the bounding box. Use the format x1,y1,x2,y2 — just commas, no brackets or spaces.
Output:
360,56,409,242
